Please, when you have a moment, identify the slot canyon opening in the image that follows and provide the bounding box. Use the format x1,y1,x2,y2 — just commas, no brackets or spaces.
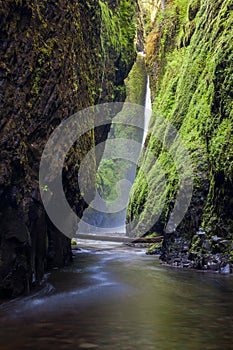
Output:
76,56,152,242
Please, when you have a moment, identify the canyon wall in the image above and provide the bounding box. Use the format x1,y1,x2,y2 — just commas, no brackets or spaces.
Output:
127,0,233,272
0,0,136,296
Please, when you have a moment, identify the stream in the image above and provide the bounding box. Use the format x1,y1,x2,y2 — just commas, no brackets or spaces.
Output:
0,241,233,350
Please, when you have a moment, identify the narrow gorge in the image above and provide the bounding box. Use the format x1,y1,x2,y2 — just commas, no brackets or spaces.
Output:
0,1,233,349
0,0,233,318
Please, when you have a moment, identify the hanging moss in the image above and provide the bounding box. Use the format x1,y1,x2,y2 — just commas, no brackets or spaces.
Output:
0,0,137,296
127,0,233,272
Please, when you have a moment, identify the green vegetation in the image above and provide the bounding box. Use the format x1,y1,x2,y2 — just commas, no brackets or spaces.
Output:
71,239,77,246
127,0,233,269
96,54,147,205
98,0,137,102
125,54,148,105
0,0,137,295
146,241,163,255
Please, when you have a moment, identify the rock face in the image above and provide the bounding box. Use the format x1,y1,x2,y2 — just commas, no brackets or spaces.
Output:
127,0,233,272
0,0,136,296
78,54,147,233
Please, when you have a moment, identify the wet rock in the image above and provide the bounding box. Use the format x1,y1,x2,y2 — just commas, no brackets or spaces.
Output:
197,228,206,236
127,0,233,274
0,0,136,296
202,240,211,252
219,240,231,249
220,264,231,274
183,262,191,268
207,261,220,271
211,235,222,243
182,244,189,252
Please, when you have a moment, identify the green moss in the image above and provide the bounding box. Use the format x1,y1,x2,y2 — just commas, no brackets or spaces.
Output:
127,0,233,262
96,54,147,205
125,54,147,105
0,0,138,294
98,0,136,102
146,241,163,255
187,0,201,20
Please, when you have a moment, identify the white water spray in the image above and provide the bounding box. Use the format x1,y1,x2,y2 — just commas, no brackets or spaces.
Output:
142,76,152,146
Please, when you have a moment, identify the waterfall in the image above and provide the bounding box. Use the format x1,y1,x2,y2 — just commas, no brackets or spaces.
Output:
77,73,152,236
142,76,152,146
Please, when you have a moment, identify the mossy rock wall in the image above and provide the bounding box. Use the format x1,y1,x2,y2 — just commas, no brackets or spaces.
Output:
126,0,233,272
80,54,147,231
0,0,136,296
98,54,147,202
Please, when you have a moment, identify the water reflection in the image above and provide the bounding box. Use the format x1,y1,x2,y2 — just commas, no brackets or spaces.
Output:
0,242,232,350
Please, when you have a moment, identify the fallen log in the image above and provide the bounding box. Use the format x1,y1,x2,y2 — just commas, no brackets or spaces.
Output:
75,234,132,243
73,234,164,244
131,236,164,244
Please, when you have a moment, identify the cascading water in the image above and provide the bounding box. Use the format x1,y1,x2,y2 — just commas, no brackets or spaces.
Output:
77,72,152,236
142,76,152,146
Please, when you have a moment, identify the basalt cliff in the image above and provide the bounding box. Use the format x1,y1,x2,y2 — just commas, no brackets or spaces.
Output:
127,0,233,273
0,0,136,296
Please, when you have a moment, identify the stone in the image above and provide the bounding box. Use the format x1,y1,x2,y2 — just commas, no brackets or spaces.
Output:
197,228,206,236
126,0,233,274
0,0,136,297
202,240,211,251
207,261,220,271
211,235,222,243
183,244,189,252
220,264,230,274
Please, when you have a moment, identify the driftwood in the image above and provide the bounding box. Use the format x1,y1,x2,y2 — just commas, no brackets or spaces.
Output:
75,234,132,243
131,236,164,244
73,233,164,244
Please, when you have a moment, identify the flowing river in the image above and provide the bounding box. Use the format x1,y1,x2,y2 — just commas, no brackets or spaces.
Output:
0,241,233,350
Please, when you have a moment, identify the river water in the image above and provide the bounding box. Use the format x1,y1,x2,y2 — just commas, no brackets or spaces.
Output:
0,241,233,350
